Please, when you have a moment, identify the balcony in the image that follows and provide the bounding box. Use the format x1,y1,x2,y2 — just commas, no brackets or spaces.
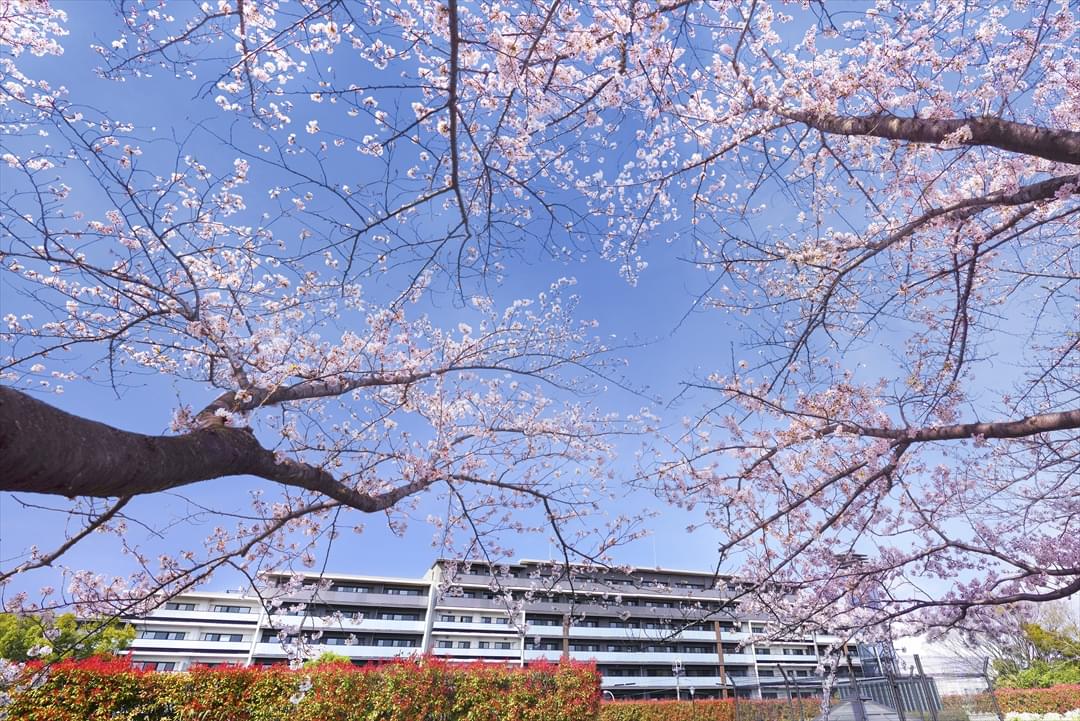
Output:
250,642,418,660
289,590,430,608
129,638,251,654
432,647,520,660
602,675,728,689
432,621,519,635
525,626,750,644
139,609,260,625
521,599,736,623
435,596,508,611
522,650,757,665
754,653,821,663
266,615,424,634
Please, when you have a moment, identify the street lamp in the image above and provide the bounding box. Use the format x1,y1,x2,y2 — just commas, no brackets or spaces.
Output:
673,659,685,701
690,687,696,706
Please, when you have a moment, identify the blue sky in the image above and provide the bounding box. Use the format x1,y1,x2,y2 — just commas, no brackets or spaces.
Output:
2,0,1046,609
0,0,767,598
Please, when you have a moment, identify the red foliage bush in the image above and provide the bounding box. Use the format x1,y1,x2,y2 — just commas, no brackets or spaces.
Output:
600,697,808,721
6,655,601,721
994,685,1080,713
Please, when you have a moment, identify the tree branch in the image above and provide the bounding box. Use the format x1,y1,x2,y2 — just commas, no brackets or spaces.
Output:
0,386,429,511
779,111,1080,166
842,409,1080,442
0,495,132,583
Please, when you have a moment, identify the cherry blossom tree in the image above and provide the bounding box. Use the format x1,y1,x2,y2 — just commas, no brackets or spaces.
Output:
2,0,1078,644
0,0,642,621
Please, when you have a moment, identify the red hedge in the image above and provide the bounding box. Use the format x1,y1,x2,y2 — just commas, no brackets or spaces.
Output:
602,685,1080,721
993,685,1080,713
6,655,601,721
600,698,811,721
939,685,1080,715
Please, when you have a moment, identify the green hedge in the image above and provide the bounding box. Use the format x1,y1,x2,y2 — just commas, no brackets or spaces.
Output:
600,698,812,721
6,655,601,721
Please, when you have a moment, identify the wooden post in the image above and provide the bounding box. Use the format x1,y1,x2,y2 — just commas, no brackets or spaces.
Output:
714,620,729,700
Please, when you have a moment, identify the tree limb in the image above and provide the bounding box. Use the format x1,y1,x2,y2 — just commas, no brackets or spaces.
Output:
779,111,1080,166
0,385,430,511
840,409,1080,442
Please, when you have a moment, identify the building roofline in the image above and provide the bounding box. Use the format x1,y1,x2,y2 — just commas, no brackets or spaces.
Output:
435,558,738,582
260,569,433,585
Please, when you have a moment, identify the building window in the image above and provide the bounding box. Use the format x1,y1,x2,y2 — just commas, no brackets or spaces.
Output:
331,584,372,593
375,638,417,648
494,618,509,625
440,614,455,622
139,630,185,640
457,641,471,649
481,616,492,624
495,642,512,650
213,605,251,614
202,633,243,642
384,587,423,596
164,602,195,611
436,640,453,648
381,612,418,621
478,641,490,649
458,616,473,623
133,661,176,671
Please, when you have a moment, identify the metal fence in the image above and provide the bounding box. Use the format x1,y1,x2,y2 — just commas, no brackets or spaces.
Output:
732,655,1004,721
895,655,1005,721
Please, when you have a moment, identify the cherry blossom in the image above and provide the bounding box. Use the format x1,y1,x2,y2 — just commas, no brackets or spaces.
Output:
1,0,1077,644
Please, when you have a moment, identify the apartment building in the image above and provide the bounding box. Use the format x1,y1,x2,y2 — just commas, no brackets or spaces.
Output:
126,559,862,699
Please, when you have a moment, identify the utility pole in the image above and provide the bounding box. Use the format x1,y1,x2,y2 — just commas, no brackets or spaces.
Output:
674,659,684,701
561,613,570,661
714,620,729,700
518,607,527,668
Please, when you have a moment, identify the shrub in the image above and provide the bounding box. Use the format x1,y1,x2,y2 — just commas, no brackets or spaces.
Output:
4,655,600,721
999,663,1080,690
994,685,1080,714
600,698,809,721
1004,712,1080,721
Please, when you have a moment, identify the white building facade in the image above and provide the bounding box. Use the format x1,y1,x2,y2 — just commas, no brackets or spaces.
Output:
126,559,862,700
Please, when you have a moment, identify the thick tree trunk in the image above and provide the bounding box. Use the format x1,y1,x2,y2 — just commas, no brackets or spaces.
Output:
0,386,394,509
0,385,273,497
